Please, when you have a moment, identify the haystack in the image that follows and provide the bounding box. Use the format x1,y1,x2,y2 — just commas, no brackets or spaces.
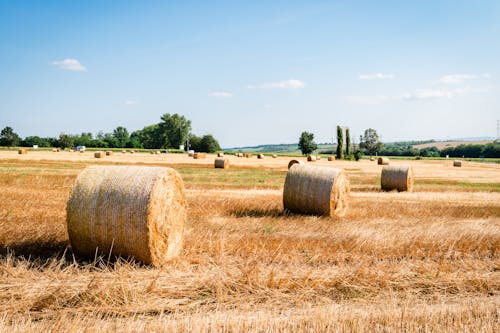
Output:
18,149,27,155
328,156,335,161
244,153,253,158
105,151,113,156
272,154,277,158
214,158,229,169
316,156,321,160
378,157,389,165
283,164,349,217
288,159,304,169
217,152,224,157
194,152,206,159
66,166,186,266
257,154,264,159
453,160,462,167
94,151,104,158
381,165,413,192
307,155,317,162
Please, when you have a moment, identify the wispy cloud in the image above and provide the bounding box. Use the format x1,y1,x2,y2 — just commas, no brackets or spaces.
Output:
359,73,394,80
51,58,87,72
436,74,477,84
346,87,480,104
248,79,305,90
208,91,233,98
125,99,136,105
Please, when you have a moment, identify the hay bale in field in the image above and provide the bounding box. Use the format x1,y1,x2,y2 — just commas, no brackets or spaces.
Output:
94,151,104,158
453,160,462,167
217,152,224,157
238,153,244,157
378,157,389,165
370,157,375,161
105,151,113,156
257,154,264,159
80,150,85,153
307,155,317,162
328,156,335,161
193,152,206,159
316,156,321,160
288,159,304,169
66,165,186,266
52,148,58,152
283,164,349,217
214,158,229,169
18,149,27,154
130,150,135,154
272,154,277,158
381,165,413,192
187,150,195,157
244,153,253,158
122,150,126,154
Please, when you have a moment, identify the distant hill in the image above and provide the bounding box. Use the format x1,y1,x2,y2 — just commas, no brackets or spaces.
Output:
224,143,335,154
413,140,495,150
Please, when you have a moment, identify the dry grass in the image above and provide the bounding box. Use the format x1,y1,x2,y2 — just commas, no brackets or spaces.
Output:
0,155,499,332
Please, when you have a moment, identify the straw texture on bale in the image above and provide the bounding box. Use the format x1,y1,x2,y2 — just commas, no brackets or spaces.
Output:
217,152,224,157
66,165,186,266
193,152,206,159
453,160,462,167
18,149,27,155
381,165,413,192
378,157,389,165
307,155,317,162
328,156,335,161
105,151,113,156
257,154,264,159
283,164,349,217
288,159,304,169
214,158,229,169
94,151,104,158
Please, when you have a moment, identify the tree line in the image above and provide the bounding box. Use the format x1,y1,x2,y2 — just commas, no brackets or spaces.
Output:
0,113,221,153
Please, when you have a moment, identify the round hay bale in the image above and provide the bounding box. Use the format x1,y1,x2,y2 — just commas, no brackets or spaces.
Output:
378,157,389,165
316,156,321,160
257,154,264,159
307,155,317,162
130,150,135,154
272,154,277,158
193,152,206,159
52,148,58,152
66,166,186,266
288,159,304,169
328,156,335,161
105,151,113,156
94,151,104,158
122,150,126,154
381,165,413,192
283,164,349,217
18,149,27,154
80,150,85,153
217,152,224,157
244,153,253,158
370,157,375,161
214,158,229,169
453,160,462,167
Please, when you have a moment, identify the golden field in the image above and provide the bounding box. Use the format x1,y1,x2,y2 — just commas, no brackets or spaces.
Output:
0,150,499,332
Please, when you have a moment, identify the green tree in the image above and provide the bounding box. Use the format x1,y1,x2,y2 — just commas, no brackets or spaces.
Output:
360,128,383,155
345,127,351,156
132,124,162,149
113,126,129,147
159,113,191,148
0,126,21,147
336,126,344,160
188,134,201,151
22,136,50,147
199,134,221,153
57,133,74,149
298,131,317,155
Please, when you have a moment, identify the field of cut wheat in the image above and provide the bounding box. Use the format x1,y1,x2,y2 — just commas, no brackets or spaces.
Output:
0,151,499,332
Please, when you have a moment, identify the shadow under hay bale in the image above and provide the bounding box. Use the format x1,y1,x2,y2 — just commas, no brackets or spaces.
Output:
66,165,186,267
214,158,229,169
283,164,350,217
381,165,413,192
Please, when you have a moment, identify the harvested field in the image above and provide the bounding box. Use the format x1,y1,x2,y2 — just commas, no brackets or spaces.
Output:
0,151,499,332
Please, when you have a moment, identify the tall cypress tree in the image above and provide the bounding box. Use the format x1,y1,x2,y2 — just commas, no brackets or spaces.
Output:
345,127,351,156
336,126,344,160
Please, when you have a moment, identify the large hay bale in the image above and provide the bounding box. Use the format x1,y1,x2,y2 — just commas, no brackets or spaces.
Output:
257,154,264,159
307,155,317,162
381,165,413,192
288,159,304,169
66,166,186,266
94,151,104,158
18,149,27,155
217,152,224,157
214,158,229,169
378,157,389,165
453,160,462,167
105,151,113,156
283,164,349,217
328,156,335,161
193,152,206,159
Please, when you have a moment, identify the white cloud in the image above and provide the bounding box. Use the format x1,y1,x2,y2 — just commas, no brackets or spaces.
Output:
125,99,136,105
359,73,394,80
51,58,87,72
402,88,468,101
248,79,305,89
208,91,233,98
436,74,478,84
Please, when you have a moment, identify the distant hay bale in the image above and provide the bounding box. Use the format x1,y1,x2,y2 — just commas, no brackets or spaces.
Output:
257,154,264,159
370,157,375,161
150,151,154,154
272,154,277,158
94,151,104,158
217,152,224,157
307,155,317,162
80,150,85,154
316,156,321,160
381,165,413,192
288,159,304,169
105,151,113,156
328,156,335,161
18,149,27,155
283,164,349,217
453,160,462,167
122,150,126,154
66,165,186,266
130,150,135,154
52,148,58,152
214,158,229,169
193,152,206,159
238,153,244,157
378,157,389,165
244,153,253,158
155,151,160,155
187,150,195,157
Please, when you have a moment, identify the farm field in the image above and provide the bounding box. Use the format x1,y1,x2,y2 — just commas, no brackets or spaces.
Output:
0,151,499,332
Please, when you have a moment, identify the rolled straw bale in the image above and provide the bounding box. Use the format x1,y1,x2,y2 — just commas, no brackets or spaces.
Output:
214,158,229,169
307,155,317,162
378,157,389,165
18,149,27,155
288,159,304,169
122,150,126,154
193,152,206,159
238,153,244,157
283,164,349,217
381,165,413,192
328,156,335,161
244,153,253,158
370,157,375,161
272,154,277,158
105,151,113,156
453,160,462,167
130,150,135,154
94,151,104,158
80,150,85,153
257,154,264,159
66,166,186,266
217,152,224,157
316,156,321,160
52,148,58,152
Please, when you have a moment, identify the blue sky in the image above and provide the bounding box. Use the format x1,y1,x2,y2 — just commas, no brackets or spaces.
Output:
1,1,499,147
